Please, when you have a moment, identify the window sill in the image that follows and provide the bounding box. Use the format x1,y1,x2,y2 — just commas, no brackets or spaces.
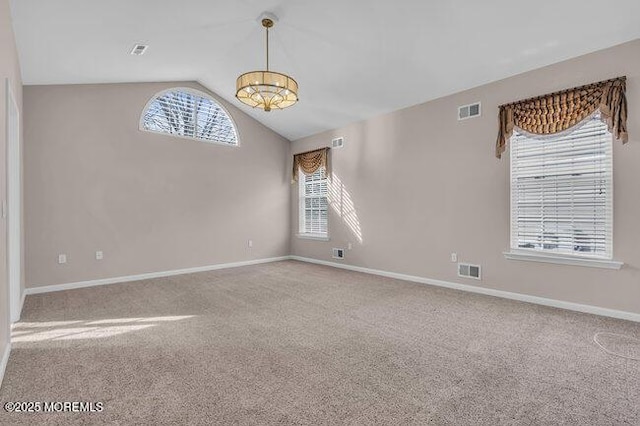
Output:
503,250,623,270
296,234,329,241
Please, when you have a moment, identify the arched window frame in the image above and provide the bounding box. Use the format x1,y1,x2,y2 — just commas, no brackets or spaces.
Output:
139,87,240,147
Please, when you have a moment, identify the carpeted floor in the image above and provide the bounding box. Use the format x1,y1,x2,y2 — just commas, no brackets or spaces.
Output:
1,260,639,425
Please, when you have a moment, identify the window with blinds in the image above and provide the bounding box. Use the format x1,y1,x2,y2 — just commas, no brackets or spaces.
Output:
141,88,238,145
510,113,613,259
299,168,328,236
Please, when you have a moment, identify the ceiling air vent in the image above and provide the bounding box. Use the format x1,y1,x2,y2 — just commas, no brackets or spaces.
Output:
332,248,345,260
458,102,481,120
458,263,481,280
332,137,344,148
130,44,149,56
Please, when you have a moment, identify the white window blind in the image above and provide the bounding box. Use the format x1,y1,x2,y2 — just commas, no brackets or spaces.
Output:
510,113,613,259
141,88,238,145
299,168,328,236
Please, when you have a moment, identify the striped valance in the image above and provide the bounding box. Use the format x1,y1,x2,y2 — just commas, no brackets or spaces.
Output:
496,77,628,158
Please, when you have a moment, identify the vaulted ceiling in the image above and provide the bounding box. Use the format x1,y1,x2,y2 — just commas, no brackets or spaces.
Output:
10,0,640,140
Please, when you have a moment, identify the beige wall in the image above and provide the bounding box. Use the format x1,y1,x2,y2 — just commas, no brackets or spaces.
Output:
24,82,290,288
0,0,23,360
19,37,640,316
291,39,640,315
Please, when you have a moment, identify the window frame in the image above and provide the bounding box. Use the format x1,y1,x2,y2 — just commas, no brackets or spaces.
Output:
297,167,329,240
504,113,623,270
139,87,240,147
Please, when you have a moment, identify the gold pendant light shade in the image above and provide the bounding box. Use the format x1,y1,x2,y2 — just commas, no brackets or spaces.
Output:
235,16,298,112
236,71,298,112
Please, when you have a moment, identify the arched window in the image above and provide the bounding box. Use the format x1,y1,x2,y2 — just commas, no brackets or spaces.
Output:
140,88,238,146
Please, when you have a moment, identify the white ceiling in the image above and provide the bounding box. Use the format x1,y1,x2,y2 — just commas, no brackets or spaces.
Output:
10,0,640,140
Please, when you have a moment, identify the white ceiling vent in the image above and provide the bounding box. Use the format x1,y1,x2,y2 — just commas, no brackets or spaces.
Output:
130,44,148,56
458,102,481,120
458,263,481,280
332,248,345,259
332,137,344,148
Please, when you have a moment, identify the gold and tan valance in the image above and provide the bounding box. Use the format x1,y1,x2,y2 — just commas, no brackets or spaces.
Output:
496,77,628,158
292,147,329,182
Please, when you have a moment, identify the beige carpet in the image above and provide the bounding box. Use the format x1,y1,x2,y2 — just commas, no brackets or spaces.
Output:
1,260,639,425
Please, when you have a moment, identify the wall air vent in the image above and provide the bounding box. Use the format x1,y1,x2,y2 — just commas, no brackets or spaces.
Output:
332,137,344,148
130,44,149,56
458,263,481,280
332,248,345,259
458,102,481,120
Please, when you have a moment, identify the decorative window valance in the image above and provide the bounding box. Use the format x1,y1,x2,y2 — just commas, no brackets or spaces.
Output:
496,77,628,158
292,147,329,182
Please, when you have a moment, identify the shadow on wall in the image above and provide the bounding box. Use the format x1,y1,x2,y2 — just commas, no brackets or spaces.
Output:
11,316,194,343
328,173,363,243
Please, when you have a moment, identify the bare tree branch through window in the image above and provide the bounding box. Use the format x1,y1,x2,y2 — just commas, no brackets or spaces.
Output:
142,89,238,145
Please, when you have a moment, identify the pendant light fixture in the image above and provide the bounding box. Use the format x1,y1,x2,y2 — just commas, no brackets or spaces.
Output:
236,14,299,112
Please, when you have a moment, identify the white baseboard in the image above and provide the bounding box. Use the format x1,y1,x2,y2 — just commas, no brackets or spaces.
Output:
21,254,640,323
17,291,25,321
25,256,291,295
290,256,640,323
0,341,11,389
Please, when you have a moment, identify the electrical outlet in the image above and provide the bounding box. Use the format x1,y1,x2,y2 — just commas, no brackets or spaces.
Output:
451,253,457,262
248,239,253,248
96,251,103,260
348,242,352,250
58,254,67,264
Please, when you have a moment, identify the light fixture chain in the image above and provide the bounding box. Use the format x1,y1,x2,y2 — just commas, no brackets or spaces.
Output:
265,25,269,71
